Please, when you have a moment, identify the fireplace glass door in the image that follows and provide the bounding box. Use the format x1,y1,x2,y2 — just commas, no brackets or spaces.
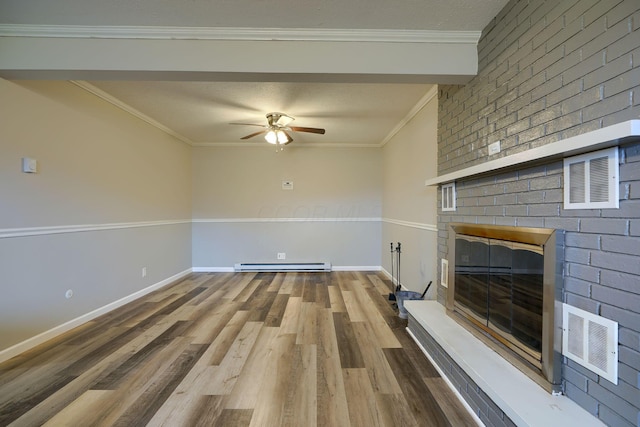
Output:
454,236,544,362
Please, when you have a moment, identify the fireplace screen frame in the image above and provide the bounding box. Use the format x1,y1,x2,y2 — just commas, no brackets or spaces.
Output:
446,223,563,391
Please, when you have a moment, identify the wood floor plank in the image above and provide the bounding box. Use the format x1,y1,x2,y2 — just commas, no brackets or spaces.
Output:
333,312,365,369
375,392,420,427
424,378,479,427
202,321,262,395
281,344,317,427
342,368,385,427
41,390,114,427
278,296,302,335
266,272,285,292
249,333,297,426
317,307,351,427
263,293,289,327
341,289,367,322
278,272,298,295
352,322,403,394
111,343,207,427
296,302,318,345
367,273,394,296
207,310,251,365
315,274,332,309
328,284,348,313
0,272,478,427
217,408,254,426
186,299,243,345
302,273,317,303
383,348,451,427
393,328,441,379
225,273,258,301
225,326,279,409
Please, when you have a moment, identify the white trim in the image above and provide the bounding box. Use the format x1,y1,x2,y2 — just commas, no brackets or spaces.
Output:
0,268,192,364
71,81,194,146
192,267,235,273
331,266,381,272
406,328,485,427
425,120,640,186
0,24,481,44
193,217,382,223
0,220,191,239
380,85,438,147
382,218,438,232
193,265,380,272
192,142,381,148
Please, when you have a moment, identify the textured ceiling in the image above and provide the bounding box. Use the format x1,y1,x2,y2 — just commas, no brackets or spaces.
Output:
86,81,435,145
0,0,508,30
2,0,510,147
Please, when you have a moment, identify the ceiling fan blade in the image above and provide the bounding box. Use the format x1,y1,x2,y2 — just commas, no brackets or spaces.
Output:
241,130,267,140
290,126,325,135
229,122,266,127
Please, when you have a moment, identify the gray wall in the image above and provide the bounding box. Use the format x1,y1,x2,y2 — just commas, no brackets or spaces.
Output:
191,145,382,269
381,88,439,295
436,1,640,425
0,80,192,355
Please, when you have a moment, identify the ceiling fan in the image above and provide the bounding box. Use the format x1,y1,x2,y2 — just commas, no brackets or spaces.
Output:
231,112,325,150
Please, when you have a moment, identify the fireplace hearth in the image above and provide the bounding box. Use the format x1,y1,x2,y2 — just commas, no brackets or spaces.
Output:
446,223,564,392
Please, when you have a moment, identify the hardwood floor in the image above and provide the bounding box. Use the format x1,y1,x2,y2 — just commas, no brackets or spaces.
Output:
0,272,478,427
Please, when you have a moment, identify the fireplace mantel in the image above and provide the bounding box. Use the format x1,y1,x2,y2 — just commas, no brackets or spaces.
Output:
425,119,640,186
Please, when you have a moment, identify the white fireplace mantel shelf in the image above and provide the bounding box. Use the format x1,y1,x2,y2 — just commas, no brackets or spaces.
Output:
425,119,640,186
405,300,606,427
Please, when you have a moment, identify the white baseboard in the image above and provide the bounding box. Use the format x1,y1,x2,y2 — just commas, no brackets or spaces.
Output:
192,267,235,272
193,266,382,272
331,265,381,271
0,268,192,364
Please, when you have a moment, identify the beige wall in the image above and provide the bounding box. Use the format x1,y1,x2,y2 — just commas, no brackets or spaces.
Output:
0,79,192,356
381,89,439,295
0,78,439,357
192,145,382,268
1,80,191,227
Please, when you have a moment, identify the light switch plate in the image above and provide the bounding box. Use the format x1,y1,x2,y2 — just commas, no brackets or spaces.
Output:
488,141,501,155
22,157,38,173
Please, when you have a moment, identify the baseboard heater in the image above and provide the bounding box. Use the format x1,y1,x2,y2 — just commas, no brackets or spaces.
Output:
234,262,331,272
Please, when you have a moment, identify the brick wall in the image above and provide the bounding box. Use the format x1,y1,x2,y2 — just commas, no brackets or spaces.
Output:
436,1,640,425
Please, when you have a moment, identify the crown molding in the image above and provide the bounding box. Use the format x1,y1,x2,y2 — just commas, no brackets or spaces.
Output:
71,81,194,146
379,85,438,147
191,142,381,149
0,24,481,44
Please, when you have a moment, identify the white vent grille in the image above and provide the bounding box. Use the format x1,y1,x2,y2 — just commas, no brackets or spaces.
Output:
440,258,449,288
562,303,618,384
442,182,456,211
564,147,619,209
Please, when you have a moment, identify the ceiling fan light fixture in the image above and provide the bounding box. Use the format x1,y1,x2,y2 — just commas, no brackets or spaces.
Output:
265,130,278,144
265,129,290,145
277,130,290,144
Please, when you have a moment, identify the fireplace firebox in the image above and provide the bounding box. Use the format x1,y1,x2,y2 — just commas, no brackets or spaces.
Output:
446,224,563,392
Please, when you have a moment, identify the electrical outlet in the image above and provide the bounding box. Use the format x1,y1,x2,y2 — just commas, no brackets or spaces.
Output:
142,267,147,277
277,253,286,260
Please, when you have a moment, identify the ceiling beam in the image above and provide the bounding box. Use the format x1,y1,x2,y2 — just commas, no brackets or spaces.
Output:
0,25,479,84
